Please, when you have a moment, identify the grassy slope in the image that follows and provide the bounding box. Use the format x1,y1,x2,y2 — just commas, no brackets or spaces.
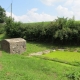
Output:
0,52,77,80
0,34,80,80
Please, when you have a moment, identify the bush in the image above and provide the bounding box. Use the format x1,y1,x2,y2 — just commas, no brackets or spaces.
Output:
5,17,80,45
0,23,5,34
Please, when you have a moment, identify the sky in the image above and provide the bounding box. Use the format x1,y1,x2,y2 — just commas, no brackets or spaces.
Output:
0,0,80,23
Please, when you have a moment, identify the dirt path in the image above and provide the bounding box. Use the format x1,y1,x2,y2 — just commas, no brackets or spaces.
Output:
28,49,64,57
28,50,53,57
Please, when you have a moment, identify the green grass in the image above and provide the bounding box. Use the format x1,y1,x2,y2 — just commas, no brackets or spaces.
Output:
1,34,80,79
23,42,54,55
42,51,80,62
0,34,9,41
0,51,75,80
41,51,80,66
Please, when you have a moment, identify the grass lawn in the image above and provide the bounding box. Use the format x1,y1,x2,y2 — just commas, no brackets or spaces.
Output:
0,51,76,80
1,34,80,80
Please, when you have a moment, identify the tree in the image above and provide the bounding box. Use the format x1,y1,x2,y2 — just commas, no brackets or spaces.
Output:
0,6,6,23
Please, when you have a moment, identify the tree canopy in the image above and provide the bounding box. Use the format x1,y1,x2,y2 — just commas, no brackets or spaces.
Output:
0,6,6,23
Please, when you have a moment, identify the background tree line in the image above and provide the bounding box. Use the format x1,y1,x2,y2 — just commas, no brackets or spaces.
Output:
5,17,80,45
0,6,6,34
0,5,80,45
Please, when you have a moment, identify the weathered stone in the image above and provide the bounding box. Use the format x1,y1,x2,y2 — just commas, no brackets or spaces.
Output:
43,50,50,54
1,38,26,54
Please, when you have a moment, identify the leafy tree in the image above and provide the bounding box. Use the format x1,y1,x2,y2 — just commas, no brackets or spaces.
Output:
0,6,6,23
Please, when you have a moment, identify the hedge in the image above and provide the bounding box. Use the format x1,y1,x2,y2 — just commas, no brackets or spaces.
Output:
5,17,80,45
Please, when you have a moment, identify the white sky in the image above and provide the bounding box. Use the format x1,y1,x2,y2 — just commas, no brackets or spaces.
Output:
1,0,80,23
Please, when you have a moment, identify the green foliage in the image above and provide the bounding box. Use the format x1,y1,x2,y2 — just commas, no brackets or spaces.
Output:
5,17,80,45
0,6,6,23
0,51,73,80
0,5,7,33
66,70,80,80
0,23,5,34
0,34,8,41
5,17,22,38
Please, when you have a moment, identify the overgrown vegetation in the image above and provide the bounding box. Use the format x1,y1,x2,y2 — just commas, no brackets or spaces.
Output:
0,6,6,23
5,17,80,45
0,23,5,34
0,6,7,34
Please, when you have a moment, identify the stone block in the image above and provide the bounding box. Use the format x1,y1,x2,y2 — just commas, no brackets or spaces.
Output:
1,38,26,54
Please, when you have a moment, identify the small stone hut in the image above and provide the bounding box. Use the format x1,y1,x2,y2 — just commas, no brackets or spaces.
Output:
1,38,26,54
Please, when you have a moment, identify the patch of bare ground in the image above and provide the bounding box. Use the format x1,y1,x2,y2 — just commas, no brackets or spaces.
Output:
28,49,65,57
29,50,52,57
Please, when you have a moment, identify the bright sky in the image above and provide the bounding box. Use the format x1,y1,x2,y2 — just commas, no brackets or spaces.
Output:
0,0,80,23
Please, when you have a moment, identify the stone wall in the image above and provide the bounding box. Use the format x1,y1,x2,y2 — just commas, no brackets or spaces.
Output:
1,38,26,54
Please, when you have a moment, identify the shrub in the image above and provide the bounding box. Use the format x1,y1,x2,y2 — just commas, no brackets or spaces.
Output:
5,17,80,45
0,23,5,34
